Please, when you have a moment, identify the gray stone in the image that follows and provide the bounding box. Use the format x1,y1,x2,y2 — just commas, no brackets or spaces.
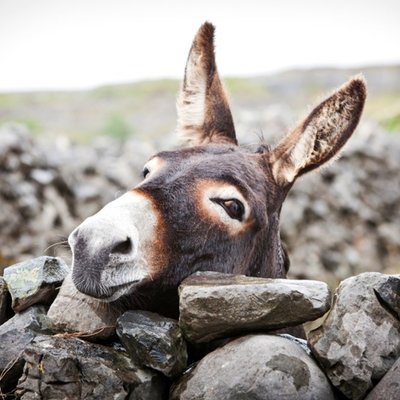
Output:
179,272,331,343
0,277,12,325
29,168,55,185
0,305,48,393
15,335,168,400
170,334,335,400
117,310,187,378
374,275,400,320
47,273,118,340
308,273,400,400
364,356,400,400
73,182,101,201
3,256,69,312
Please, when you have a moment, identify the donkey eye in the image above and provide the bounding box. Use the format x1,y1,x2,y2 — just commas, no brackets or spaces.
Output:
212,198,245,221
142,167,150,178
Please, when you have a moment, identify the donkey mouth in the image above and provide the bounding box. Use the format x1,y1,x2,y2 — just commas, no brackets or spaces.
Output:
72,272,141,302
97,280,141,303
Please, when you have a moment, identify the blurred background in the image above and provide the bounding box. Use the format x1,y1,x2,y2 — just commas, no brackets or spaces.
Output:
0,0,399,286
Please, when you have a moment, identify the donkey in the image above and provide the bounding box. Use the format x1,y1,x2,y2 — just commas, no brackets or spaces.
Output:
68,23,366,321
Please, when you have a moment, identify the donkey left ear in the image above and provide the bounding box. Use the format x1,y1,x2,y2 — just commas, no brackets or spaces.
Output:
176,22,237,146
270,76,367,186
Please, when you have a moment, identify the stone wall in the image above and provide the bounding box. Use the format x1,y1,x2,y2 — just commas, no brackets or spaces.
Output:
0,259,399,399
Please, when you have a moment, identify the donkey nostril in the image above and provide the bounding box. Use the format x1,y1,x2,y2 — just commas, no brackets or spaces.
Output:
110,237,132,255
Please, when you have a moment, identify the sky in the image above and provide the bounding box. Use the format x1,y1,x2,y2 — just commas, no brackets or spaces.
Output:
0,0,399,92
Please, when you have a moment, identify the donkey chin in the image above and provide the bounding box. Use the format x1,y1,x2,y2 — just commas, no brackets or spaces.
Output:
68,191,158,302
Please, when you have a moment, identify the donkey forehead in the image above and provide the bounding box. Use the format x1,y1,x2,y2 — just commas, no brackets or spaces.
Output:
148,144,269,185
136,144,274,232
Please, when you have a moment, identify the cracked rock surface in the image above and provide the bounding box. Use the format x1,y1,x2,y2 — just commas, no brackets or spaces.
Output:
16,335,168,400
179,272,331,343
117,310,187,378
47,273,118,340
0,305,48,393
308,273,400,400
170,334,335,400
364,356,400,400
3,256,69,312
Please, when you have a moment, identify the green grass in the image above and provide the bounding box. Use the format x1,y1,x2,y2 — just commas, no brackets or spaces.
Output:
382,113,400,133
91,79,179,100
102,113,133,139
365,93,400,133
0,117,43,134
224,78,268,97
1,68,399,144
0,94,18,107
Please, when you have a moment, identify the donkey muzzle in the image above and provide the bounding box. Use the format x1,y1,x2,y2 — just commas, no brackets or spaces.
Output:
68,191,157,301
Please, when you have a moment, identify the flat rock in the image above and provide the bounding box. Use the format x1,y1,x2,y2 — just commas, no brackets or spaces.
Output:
179,272,331,343
308,273,400,400
0,276,12,325
3,256,69,312
47,273,119,340
170,334,335,400
364,356,400,400
0,305,48,393
117,310,187,378
16,335,168,400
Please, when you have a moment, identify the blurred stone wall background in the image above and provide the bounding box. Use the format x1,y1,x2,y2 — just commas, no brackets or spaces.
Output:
0,66,399,286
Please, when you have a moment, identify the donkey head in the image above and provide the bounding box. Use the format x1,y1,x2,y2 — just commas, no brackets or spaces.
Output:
69,23,366,317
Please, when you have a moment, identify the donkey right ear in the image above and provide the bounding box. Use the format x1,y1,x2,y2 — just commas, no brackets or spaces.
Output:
176,22,237,146
269,76,367,186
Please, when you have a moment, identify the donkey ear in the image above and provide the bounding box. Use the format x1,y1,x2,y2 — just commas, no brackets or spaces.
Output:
176,22,237,146
270,76,367,186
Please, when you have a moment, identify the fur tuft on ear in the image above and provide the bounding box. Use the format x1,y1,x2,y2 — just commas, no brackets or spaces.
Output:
270,75,367,186
176,22,237,146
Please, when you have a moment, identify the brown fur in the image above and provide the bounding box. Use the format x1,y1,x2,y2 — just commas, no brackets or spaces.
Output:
270,76,367,185
177,22,237,145
132,188,169,277
70,23,367,337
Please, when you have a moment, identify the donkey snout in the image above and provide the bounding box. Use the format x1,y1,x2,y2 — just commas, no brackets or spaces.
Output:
69,220,138,265
68,191,156,300
68,216,141,299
